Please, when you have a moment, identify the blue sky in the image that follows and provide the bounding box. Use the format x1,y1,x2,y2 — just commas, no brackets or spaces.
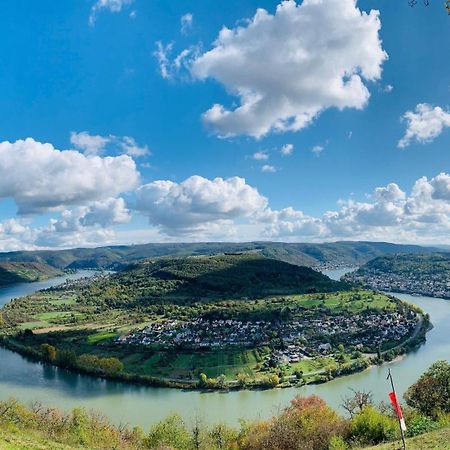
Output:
0,0,449,250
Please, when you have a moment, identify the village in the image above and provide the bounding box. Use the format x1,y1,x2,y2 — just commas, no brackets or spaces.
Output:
347,270,450,299
115,310,418,362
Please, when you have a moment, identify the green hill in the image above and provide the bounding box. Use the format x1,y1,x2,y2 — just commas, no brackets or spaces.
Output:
0,262,62,287
89,253,345,306
0,241,441,271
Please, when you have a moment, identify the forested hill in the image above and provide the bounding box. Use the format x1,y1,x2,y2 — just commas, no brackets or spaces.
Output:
0,262,62,287
77,254,346,305
0,241,441,271
343,253,450,298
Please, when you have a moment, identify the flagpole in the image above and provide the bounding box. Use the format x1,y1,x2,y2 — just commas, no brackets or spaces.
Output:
387,368,407,450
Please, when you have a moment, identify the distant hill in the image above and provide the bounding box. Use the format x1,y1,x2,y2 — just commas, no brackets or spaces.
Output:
0,262,62,287
79,254,347,306
344,253,450,298
0,241,441,271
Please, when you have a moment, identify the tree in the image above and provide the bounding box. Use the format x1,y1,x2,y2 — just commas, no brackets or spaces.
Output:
146,414,191,450
405,360,450,417
56,350,77,368
199,372,208,387
40,343,57,362
243,395,348,450
267,374,280,387
341,389,373,418
216,374,226,389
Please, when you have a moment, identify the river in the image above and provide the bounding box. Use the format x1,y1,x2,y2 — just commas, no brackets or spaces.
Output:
0,269,449,429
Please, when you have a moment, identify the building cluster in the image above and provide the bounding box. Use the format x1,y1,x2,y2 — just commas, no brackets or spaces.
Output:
115,311,417,357
348,270,450,299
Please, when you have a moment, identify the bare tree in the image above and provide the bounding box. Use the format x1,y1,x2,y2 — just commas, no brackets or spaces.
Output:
341,389,374,418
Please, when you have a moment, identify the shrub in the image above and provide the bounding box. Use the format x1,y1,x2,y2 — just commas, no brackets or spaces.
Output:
405,414,439,437
243,395,348,450
328,436,348,450
350,406,397,445
146,414,191,450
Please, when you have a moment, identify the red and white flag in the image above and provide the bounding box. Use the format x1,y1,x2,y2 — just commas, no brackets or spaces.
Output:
389,391,407,432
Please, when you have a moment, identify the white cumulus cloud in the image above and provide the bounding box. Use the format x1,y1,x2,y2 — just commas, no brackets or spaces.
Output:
189,0,387,138
398,103,450,148
70,131,149,157
0,138,139,214
135,175,268,237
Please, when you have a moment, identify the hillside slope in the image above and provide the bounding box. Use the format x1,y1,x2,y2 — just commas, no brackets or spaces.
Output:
361,426,450,449
0,262,62,287
79,253,346,305
0,241,440,271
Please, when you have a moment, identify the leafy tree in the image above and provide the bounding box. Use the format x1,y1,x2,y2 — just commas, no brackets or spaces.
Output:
405,360,450,417
56,350,77,368
199,372,208,387
146,414,191,450
40,343,57,362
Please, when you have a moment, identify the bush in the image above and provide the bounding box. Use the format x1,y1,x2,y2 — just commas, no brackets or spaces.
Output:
405,414,439,437
328,435,348,450
243,395,348,450
350,406,397,445
405,360,450,418
146,414,191,450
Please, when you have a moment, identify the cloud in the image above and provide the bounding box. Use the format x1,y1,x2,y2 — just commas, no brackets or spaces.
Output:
70,131,109,156
261,164,277,173
383,84,393,93
0,198,130,251
189,0,387,138
311,145,324,156
154,42,198,80
70,131,149,157
0,138,139,214
281,144,294,156
89,0,134,26
135,175,268,236
181,13,194,34
253,151,269,160
398,103,450,148
261,173,450,243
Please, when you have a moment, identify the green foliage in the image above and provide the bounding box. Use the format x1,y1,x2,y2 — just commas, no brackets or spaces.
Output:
328,435,348,450
405,360,450,417
243,395,348,450
350,406,397,445
146,414,191,450
405,414,439,438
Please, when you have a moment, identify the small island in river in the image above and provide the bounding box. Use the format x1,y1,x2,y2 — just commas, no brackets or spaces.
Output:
0,254,430,390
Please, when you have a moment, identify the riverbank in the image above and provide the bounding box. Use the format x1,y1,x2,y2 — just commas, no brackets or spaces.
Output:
0,301,431,393
0,270,446,429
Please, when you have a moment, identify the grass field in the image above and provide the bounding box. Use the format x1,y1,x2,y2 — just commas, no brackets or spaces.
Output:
0,428,76,450
361,426,450,449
